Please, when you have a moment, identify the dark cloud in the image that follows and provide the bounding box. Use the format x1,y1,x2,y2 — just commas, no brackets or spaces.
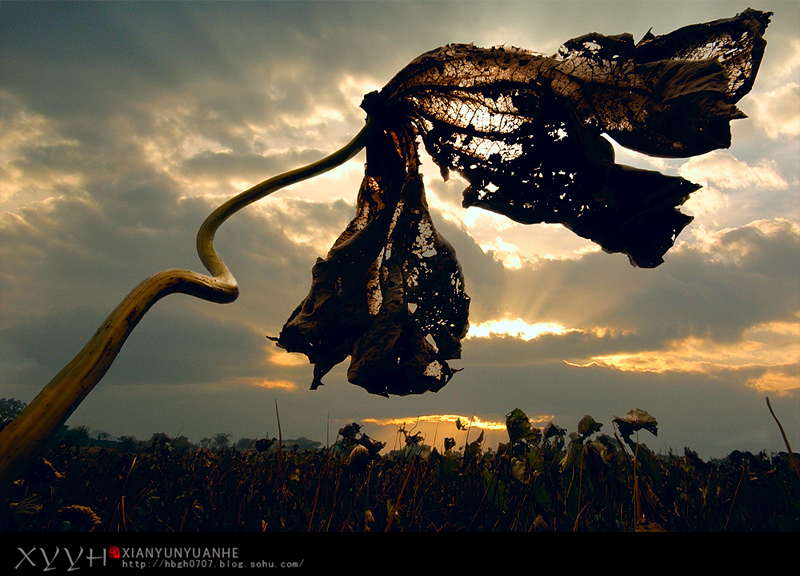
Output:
0,2,244,119
0,188,353,385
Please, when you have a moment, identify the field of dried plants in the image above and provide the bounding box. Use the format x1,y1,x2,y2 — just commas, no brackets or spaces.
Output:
2,408,798,532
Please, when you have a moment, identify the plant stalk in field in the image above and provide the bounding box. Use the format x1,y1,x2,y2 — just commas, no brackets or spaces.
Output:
0,123,374,493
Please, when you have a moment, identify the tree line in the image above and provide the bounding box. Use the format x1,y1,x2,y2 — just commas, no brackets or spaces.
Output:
0,397,322,454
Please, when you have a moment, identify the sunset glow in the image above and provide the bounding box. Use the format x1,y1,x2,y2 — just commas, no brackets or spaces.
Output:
467,318,574,340
363,414,507,431
363,412,556,432
251,379,298,391
566,320,800,396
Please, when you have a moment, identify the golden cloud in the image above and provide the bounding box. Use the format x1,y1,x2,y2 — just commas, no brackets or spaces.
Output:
751,82,800,140
266,345,309,368
0,92,84,206
678,151,788,191
687,218,800,264
250,379,299,391
566,320,800,396
466,317,575,341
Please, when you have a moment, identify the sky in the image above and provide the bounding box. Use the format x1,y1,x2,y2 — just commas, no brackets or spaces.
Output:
1,0,798,460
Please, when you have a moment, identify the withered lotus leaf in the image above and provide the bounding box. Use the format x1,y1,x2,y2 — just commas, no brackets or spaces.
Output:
614,409,660,441
270,125,470,396
270,9,771,396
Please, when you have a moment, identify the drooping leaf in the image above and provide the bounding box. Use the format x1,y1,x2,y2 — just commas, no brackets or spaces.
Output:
511,458,528,484
464,430,485,465
634,442,663,485
505,408,537,445
613,408,659,442
346,173,470,395
587,437,614,464
577,415,603,439
543,422,566,440
270,127,469,396
561,434,584,469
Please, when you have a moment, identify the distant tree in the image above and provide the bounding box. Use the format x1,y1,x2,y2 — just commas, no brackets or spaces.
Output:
117,435,143,452
212,433,232,451
171,435,196,454
287,437,323,451
61,425,91,447
149,432,171,444
0,398,26,431
197,432,232,452
236,437,257,451
255,438,276,453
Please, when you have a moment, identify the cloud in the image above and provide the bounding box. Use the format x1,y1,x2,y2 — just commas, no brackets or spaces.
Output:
689,218,800,271
457,218,800,375
467,317,575,340
742,28,799,140
674,151,791,226
750,82,800,140
250,379,299,392
568,327,798,389
0,177,357,389
746,369,800,397
678,151,788,191
0,92,85,207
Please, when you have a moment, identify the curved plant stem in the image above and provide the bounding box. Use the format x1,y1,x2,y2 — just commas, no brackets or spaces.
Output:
0,120,375,492
766,397,800,480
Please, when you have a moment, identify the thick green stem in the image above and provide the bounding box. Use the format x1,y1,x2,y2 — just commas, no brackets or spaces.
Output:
0,121,374,492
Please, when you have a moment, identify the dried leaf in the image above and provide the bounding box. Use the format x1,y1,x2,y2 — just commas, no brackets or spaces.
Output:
511,458,528,484
58,505,101,530
271,127,469,396
272,9,770,395
543,422,566,440
577,415,603,439
506,408,537,445
614,408,659,441
365,9,770,267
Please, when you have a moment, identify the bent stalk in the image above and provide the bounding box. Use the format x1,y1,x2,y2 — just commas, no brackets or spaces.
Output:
0,121,374,492
766,397,800,480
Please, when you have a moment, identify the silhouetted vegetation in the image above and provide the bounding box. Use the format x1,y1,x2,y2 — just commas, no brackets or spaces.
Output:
1,405,797,532
0,398,26,432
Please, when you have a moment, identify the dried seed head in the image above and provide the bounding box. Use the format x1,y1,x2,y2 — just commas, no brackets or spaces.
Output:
58,505,101,530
